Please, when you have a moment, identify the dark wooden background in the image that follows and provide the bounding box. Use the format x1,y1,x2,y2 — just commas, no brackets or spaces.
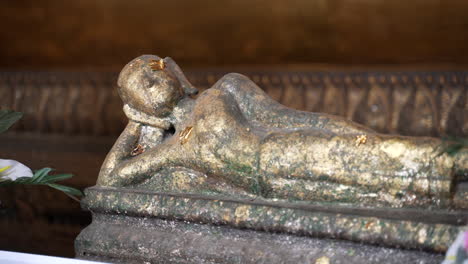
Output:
1,0,468,258
2,0,468,70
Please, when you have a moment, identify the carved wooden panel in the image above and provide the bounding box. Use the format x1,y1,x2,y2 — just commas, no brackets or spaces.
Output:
1,71,466,137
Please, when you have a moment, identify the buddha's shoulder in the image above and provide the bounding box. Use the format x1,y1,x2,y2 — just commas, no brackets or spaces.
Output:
218,72,251,82
197,87,231,101
213,73,255,90
193,88,239,116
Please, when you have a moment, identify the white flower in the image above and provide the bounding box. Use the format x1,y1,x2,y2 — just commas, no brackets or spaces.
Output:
0,159,33,181
442,230,468,264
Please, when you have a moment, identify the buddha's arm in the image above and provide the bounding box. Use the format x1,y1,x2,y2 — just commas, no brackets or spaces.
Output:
123,104,172,129
215,73,373,135
109,141,178,187
97,121,142,186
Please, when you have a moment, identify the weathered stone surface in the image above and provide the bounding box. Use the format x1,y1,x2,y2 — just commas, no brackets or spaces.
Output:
76,208,445,264
75,186,466,263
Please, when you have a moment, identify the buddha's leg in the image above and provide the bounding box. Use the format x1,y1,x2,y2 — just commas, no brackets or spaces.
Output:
264,177,407,206
259,131,457,206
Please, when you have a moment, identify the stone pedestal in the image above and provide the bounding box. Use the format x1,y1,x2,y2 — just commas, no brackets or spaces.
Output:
75,187,467,263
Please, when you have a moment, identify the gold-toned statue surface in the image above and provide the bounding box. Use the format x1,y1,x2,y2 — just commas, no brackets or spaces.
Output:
97,55,467,209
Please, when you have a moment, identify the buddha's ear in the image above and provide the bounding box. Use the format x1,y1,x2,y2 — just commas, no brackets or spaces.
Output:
165,57,199,96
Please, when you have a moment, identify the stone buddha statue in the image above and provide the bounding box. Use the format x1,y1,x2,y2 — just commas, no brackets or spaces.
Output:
97,55,467,209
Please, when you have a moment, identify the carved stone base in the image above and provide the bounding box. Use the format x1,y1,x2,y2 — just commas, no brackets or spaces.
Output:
76,214,445,264
75,187,467,263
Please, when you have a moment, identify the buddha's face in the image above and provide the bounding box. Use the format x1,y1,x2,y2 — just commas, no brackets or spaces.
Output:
117,55,193,117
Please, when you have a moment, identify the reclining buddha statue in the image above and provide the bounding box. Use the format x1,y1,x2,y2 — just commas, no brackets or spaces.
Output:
97,55,467,209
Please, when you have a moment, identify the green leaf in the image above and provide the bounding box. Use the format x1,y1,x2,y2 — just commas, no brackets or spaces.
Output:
42,173,74,183
47,183,83,196
32,168,53,183
0,110,23,133
0,166,82,202
14,176,35,184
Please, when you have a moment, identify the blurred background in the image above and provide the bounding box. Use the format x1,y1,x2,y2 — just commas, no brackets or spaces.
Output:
3,0,468,68
1,0,467,257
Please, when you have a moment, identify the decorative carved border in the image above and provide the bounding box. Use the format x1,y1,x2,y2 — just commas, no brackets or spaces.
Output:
0,71,466,137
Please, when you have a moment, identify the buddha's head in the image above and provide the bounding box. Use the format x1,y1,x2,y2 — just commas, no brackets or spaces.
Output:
117,55,198,117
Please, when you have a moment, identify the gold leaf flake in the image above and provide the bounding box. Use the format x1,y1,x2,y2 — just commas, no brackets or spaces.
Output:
355,134,367,147
149,59,165,71
315,256,330,264
131,144,146,156
179,126,193,145
365,221,375,229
